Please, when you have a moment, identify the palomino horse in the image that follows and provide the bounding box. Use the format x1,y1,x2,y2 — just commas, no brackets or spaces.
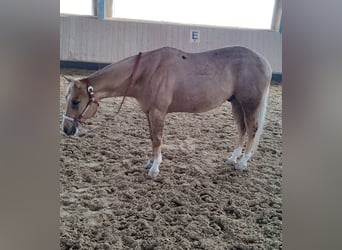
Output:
62,46,271,177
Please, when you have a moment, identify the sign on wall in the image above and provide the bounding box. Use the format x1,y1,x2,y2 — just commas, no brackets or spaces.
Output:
190,29,200,43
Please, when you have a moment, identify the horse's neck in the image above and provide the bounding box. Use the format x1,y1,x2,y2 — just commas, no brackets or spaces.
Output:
86,57,137,99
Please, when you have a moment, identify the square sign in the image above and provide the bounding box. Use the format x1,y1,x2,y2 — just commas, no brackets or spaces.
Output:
190,29,200,43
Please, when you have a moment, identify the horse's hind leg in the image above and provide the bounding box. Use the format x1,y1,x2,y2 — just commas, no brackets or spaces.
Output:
235,104,259,171
146,109,165,177
226,98,246,165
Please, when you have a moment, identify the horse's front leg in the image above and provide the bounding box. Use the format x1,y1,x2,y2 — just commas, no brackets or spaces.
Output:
146,109,165,177
144,113,154,170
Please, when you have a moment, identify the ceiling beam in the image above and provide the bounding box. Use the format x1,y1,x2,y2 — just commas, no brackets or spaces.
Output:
93,0,113,19
271,0,282,32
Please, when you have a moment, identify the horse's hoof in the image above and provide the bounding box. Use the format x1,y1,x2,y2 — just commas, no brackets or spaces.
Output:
225,159,236,165
148,168,159,177
235,162,247,171
144,160,153,169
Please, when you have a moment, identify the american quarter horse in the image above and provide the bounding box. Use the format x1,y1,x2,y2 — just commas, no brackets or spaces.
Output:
62,46,271,177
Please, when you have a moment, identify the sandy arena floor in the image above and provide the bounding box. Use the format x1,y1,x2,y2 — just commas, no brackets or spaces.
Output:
60,69,282,249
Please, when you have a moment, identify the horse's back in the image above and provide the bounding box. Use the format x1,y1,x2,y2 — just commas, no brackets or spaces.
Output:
152,46,271,81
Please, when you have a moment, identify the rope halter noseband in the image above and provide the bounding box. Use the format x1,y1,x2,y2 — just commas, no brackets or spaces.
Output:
63,79,99,124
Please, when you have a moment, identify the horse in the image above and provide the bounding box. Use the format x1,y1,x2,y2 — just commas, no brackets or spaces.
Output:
62,46,271,177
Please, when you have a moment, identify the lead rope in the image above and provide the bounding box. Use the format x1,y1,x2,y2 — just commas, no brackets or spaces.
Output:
116,52,142,114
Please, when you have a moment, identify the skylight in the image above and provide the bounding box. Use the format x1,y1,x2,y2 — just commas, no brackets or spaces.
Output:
112,0,275,29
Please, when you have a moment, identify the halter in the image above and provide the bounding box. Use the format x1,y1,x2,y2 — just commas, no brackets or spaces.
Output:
63,79,99,124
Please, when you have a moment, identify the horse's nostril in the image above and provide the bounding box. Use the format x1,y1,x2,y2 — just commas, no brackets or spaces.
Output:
63,126,69,135
63,125,76,136
70,125,76,135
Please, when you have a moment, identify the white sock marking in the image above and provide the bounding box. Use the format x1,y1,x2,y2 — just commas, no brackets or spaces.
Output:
227,147,242,164
148,153,162,177
236,152,252,170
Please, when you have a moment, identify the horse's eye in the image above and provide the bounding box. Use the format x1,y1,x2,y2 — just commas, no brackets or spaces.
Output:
71,100,80,109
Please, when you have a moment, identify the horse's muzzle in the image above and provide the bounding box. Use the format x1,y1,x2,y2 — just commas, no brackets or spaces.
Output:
63,124,77,136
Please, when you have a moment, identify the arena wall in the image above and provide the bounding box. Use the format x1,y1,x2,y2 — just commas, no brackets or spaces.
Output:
60,15,282,73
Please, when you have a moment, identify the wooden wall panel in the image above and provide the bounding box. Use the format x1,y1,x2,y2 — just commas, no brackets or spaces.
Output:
60,16,282,73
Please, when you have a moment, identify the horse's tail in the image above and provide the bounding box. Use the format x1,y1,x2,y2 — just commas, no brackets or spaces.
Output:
252,85,270,153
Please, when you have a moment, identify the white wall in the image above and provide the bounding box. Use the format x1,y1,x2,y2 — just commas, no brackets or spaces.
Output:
60,16,282,73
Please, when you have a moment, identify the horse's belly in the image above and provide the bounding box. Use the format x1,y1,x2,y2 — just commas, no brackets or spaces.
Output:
168,92,228,113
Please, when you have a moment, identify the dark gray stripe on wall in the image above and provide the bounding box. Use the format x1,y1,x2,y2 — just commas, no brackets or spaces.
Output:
60,61,110,71
271,73,282,83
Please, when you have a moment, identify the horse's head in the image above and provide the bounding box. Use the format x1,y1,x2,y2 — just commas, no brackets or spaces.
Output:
62,77,99,136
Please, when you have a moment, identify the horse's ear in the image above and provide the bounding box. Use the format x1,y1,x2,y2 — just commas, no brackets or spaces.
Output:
63,75,73,82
